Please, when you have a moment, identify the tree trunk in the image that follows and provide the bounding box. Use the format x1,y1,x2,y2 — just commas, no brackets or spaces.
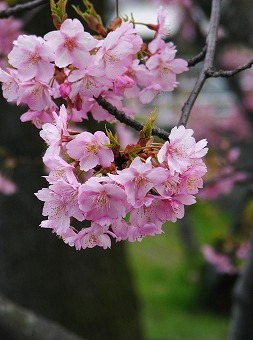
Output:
229,230,253,340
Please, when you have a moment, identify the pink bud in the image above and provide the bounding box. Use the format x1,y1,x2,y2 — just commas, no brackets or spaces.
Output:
60,82,71,98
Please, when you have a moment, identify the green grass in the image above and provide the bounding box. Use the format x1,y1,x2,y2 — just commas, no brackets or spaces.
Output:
127,201,231,340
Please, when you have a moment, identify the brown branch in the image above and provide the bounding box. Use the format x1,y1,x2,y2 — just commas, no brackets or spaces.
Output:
0,0,48,19
95,95,170,140
187,45,207,67
178,0,221,127
0,294,85,340
206,58,253,78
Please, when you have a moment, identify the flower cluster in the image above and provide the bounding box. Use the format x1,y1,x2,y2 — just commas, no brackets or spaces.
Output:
0,5,208,249
0,7,188,127
35,109,207,249
0,5,187,127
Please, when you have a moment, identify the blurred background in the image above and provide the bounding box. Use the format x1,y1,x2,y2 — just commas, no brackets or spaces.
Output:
0,0,253,339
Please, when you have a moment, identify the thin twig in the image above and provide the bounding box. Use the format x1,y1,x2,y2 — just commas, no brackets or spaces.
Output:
95,96,170,140
178,0,221,127
206,58,253,78
0,0,48,19
187,45,207,67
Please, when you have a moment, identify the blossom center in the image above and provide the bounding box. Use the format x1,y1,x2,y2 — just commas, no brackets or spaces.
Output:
159,63,170,75
85,78,95,90
86,142,98,154
64,37,77,51
104,51,117,63
136,174,148,187
167,144,185,158
96,192,109,208
29,52,41,65
164,177,179,193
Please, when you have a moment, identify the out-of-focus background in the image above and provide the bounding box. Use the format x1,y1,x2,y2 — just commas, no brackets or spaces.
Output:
0,0,253,339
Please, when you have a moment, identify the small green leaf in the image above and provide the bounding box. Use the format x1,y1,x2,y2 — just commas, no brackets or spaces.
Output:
142,108,158,139
50,0,68,29
72,0,106,36
105,127,120,149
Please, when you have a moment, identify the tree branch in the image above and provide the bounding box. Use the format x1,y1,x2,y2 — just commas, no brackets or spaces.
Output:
206,58,253,78
178,0,221,127
95,95,170,140
0,294,85,340
0,0,48,19
187,45,207,67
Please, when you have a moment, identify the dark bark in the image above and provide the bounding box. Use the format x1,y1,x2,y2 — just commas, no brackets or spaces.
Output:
229,231,253,340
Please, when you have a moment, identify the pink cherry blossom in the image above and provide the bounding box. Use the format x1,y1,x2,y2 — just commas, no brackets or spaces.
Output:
66,130,114,171
0,67,20,102
158,125,201,175
109,157,168,208
59,81,71,98
139,83,163,104
35,177,85,235
78,178,129,226
68,62,112,99
40,105,70,157
146,42,188,91
155,170,181,196
126,59,150,89
8,34,55,82
127,222,162,242
44,18,98,68
111,219,129,241
129,196,166,228
95,22,142,79
43,155,75,184
17,80,55,111
179,164,207,194
76,223,113,250
162,193,196,222
156,6,170,39
20,108,55,128
113,74,135,96
146,6,170,45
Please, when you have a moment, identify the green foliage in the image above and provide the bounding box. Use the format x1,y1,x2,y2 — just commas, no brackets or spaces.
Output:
72,0,106,36
50,0,68,28
105,127,120,150
142,108,158,140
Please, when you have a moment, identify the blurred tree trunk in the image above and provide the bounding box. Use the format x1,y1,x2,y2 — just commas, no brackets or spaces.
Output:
229,231,253,340
0,2,143,340
220,0,253,48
